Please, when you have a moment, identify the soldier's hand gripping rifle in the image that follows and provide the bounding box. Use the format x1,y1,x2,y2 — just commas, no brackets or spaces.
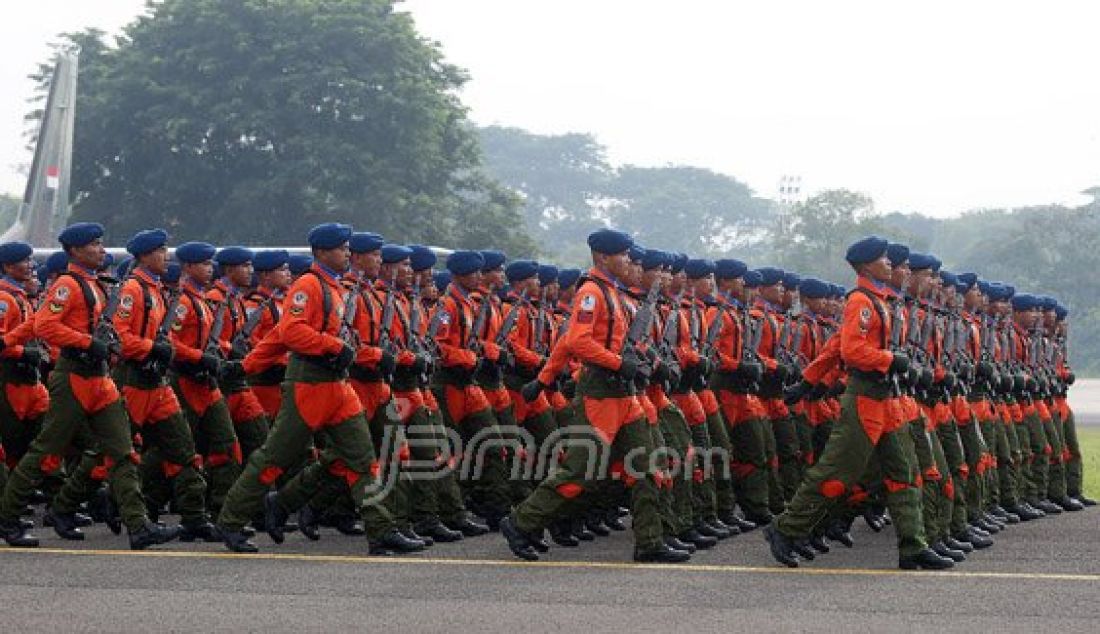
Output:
492,289,529,371
617,278,661,384
141,289,182,374
85,276,125,365
230,297,273,360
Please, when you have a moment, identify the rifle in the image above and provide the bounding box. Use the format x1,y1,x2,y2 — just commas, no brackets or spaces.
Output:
230,296,273,359
533,288,549,356
466,291,493,352
495,290,529,349
205,301,229,358
887,299,905,396
618,278,662,383
92,276,125,360
377,273,401,357
141,289,182,374
336,279,362,350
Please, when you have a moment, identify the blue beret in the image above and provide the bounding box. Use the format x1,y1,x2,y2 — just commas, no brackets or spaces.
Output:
1055,304,1068,321
308,223,353,250
641,249,668,271
538,264,559,286
408,245,437,272
1012,293,1039,311
990,283,1011,302
163,262,181,284
288,254,314,275
782,271,801,289
743,270,763,288
126,229,168,257
1037,296,1057,311
447,250,485,276
381,244,413,264
978,280,992,296
907,253,935,271
349,232,385,254
756,267,784,287
45,251,69,275
885,243,910,266
558,268,582,289
955,272,977,289
0,241,33,265
253,249,290,272
929,256,942,272
175,241,216,264
1004,284,1016,298
939,270,957,286
684,258,715,280
479,250,507,271
58,222,104,248
845,235,889,265
433,270,452,293
505,259,539,283
714,258,748,280
587,228,633,255
799,278,831,299
215,246,254,266
114,255,133,279
628,245,646,262
670,253,688,274
833,284,847,298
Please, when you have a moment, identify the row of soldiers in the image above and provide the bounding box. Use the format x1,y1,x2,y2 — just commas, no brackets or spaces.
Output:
0,223,1090,568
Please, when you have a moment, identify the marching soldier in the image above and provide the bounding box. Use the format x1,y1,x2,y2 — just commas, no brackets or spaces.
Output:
0,223,179,549
217,223,421,555
501,228,687,563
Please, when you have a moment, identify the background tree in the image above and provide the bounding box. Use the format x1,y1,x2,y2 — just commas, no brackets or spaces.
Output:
27,0,534,253
771,189,882,283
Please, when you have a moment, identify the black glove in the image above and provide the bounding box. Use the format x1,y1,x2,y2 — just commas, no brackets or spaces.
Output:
888,352,910,375
521,380,546,403
828,383,846,397
220,360,246,381
697,357,712,376
411,352,432,375
772,363,789,383
809,382,830,400
977,360,994,379
19,346,44,367
88,337,112,362
618,350,640,381
332,343,357,373
651,359,671,384
919,367,934,389
149,339,174,365
783,380,813,406
200,352,222,376
561,379,577,400
498,348,515,370
738,360,763,383
942,371,957,391
1066,371,1076,386
377,349,396,377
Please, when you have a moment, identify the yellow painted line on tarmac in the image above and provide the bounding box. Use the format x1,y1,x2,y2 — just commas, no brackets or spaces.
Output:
2,547,1099,582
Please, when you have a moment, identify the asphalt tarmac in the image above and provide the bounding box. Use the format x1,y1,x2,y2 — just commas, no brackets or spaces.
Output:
2,505,1098,633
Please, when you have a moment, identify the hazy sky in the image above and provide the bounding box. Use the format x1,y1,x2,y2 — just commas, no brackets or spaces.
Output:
2,0,1099,217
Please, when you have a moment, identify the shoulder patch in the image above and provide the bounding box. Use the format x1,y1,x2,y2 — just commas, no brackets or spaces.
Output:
292,291,308,306
54,285,71,302
49,302,64,313
120,294,134,310
0,301,7,314
580,294,597,311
